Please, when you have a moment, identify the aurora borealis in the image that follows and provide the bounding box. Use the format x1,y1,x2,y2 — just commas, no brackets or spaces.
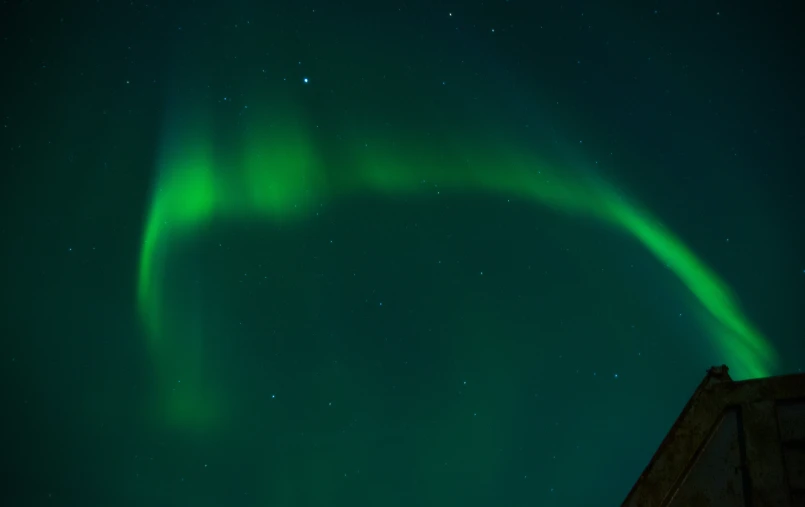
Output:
139,85,778,430
3,1,804,506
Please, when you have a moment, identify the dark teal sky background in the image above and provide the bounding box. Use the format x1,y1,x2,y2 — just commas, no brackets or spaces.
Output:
2,1,804,506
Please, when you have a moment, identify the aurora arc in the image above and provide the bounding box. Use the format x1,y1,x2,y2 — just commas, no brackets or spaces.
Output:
137,98,778,431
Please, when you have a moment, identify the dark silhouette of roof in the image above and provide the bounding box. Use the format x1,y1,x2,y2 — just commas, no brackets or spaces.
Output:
623,365,805,507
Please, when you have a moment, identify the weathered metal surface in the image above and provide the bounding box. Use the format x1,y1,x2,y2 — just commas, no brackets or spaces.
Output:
623,365,805,507
666,408,744,507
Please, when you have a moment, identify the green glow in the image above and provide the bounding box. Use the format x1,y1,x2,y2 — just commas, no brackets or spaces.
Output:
137,103,778,431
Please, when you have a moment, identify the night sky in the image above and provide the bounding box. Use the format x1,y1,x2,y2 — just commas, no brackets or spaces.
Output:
2,0,804,506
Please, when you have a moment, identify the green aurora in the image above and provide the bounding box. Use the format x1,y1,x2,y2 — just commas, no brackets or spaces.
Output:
137,92,779,432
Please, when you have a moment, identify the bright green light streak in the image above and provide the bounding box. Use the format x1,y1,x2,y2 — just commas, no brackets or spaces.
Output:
138,107,778,431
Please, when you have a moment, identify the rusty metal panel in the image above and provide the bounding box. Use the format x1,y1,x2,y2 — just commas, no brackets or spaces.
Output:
667,408,744,507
